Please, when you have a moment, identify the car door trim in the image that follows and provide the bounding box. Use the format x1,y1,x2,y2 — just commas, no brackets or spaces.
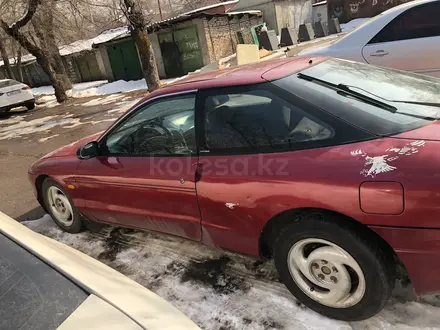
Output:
75,179,195,192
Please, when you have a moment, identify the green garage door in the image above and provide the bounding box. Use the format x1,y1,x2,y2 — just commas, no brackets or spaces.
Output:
107,39,143,81
159,27,203,78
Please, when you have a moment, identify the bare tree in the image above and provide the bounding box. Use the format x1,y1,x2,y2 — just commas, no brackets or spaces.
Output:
10,39,23,81
32,1,72,90
0,0,68,102
121,0,160,92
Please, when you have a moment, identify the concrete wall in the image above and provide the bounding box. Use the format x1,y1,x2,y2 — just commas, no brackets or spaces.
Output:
203,14,264,63
97,45,114,82
312,3,328,25
328,0,412,23
93,48,109,82
232,2,278,32
149,33,166,78
275,0,313,31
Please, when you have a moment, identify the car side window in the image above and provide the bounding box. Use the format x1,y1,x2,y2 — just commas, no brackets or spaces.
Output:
369,3,440,44
203,88,333,152
104,94,196,156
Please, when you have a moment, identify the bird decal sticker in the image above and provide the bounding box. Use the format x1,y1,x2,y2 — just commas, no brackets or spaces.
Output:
351,140,425,178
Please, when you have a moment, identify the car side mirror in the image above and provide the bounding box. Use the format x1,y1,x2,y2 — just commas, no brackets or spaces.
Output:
77,141,99,160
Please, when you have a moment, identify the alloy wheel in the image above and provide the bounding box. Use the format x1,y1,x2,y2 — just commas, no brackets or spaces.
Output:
288,238,366,308
47,186,74,226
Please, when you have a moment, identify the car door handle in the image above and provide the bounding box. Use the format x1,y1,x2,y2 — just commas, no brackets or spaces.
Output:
370,50,389,57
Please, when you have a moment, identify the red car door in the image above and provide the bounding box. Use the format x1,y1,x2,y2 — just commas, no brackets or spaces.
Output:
76,92,201,241
195,84,351,254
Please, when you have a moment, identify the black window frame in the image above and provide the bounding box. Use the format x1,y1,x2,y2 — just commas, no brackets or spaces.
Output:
98,91,198,158
368,2,440,44
195,82,368,156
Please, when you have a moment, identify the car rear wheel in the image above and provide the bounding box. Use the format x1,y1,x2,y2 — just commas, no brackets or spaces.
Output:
273,214,395,321
26,102,35,110
42,178,83,233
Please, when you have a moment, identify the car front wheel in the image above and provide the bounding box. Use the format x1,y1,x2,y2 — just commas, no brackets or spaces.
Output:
42,178,83,233
273,214,395,321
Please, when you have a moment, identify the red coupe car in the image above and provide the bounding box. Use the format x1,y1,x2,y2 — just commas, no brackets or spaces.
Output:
29,56,440,321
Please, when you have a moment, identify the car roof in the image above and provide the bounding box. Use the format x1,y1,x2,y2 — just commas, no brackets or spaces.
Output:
147,56,327,99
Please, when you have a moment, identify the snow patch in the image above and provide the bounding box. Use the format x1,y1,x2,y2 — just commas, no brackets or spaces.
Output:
33,81,108,97
0,115,26,126
0,109,119,140
38,134,59,142
33,75,187,101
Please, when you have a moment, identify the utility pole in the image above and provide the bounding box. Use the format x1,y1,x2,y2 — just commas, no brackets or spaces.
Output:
157,0,163,20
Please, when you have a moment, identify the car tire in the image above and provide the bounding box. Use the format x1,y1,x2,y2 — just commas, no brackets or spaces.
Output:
26,102,35,110
273,212,395,321
42,178,84,233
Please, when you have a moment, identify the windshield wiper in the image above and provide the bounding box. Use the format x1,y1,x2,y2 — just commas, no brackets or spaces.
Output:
298,73,398,113
334,84,440,109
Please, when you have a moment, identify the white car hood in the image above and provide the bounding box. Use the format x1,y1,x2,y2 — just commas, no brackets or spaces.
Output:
0,211,200,330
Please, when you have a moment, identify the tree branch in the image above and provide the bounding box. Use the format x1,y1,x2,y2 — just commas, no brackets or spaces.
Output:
12,0,41,30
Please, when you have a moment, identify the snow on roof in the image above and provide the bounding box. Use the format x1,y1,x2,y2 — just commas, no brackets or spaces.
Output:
0,53,37,67
0,26,129,67
183,0,239,15
227,10,262,15
231,0,273,11
65,26,129,54
312,0,327,6
92,26,129,45
59,39,94,56
148,8,262,30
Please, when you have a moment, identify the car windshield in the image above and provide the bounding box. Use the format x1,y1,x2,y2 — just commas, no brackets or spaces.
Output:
274,59,440,136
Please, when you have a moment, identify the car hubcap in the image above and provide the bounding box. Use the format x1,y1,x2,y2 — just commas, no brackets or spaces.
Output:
288,238,366,308
47,186,73,226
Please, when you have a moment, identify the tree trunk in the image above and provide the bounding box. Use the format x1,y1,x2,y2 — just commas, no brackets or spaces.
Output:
1,22,67,102
45,5,72,90
132,29,161,92
122,0,161,92
16,46,23,82
0,38,15,79
32,17,72,90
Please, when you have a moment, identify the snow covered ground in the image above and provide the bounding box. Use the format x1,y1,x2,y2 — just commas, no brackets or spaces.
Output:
0,96,140,140
340,18,372,33
32,76,188,99
23,215,440,330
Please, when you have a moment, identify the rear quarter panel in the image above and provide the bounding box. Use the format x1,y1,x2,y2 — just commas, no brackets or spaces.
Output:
197,137,440,256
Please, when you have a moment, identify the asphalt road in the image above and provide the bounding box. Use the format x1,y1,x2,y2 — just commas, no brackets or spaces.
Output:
0,93,140,220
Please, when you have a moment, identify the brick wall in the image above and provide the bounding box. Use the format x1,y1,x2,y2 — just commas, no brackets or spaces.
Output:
203,14,263,62
328,0,414,23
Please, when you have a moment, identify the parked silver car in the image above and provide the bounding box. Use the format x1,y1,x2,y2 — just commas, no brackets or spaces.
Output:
300,0,440,77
